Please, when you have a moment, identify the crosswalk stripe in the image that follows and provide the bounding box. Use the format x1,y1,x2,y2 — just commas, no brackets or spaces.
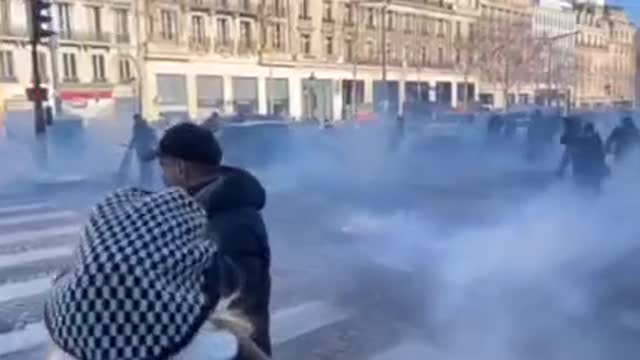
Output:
0,246,73,270
0,211,78,227
0,277,51,303
271,300,350,345
0,204,51,216
0,299,351,357
368,342,441,360
0,225,80,247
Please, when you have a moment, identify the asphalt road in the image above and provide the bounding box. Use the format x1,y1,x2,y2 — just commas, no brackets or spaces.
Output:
2,173,640,360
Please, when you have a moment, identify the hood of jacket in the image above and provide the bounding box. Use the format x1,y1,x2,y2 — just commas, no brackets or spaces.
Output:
193,166,266,215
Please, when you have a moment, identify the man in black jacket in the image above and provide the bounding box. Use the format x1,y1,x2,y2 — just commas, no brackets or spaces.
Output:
155,122,272,358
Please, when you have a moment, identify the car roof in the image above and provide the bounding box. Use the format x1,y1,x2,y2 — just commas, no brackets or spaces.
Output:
222,120,290,128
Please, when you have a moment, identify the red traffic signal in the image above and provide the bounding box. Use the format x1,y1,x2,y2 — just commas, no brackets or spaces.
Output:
26,87,49,102
30,0,54,42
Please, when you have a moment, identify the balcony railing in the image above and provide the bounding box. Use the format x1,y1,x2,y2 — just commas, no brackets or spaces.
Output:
238,39,257,55
237,0,257,16
214,38,233,53
189,36,212,52
0,26,28,38
266,4,286,17
151,33,181,45
116,33,130,44
214,0,256,14
298,16,313,29
190,0,216,8
59,31,112,43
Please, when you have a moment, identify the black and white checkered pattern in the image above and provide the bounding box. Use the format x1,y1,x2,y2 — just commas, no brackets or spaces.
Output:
44,188,217,360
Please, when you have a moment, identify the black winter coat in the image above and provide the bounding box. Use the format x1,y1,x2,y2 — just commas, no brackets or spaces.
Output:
191,167,272,358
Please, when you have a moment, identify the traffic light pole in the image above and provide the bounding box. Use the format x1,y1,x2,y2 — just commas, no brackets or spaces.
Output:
31,38,46,135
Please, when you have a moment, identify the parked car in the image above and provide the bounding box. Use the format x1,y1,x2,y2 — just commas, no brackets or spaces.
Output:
215,118,293,170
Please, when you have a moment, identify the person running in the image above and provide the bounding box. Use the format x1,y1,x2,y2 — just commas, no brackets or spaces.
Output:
605,116,640,163
556,116,581,178
572,122,608,192
44,188,269,360
155,123,272,359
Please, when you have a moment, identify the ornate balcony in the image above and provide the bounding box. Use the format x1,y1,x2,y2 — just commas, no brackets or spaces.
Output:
189,36,212,52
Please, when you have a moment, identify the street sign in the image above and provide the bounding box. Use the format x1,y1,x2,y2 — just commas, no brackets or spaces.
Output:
26,87,49,102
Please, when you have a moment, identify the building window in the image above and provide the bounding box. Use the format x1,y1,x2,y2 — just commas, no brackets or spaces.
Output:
86,6,102,36
345,38,353,62
62,53,77,81
365,40,374,59
324,36,333,56
322,1,332,22
217,18,229,44
273,23,284,49
192,15,206,42
404,14,412,33
160,9,177,41
420,46,427,66
115,9,129,43
91,54,106,82
0,0,10,32
299,0,310,19
437,19,444,37
118,58,132,83
301,33,311,55
240,21,252,47
57,3,72,38
344,3,354,25
386,11,394,30
366,8,375,28
0,50,14,80
437,47,443,65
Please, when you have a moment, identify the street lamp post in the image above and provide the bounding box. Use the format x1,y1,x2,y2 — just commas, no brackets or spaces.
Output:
542,30,580,107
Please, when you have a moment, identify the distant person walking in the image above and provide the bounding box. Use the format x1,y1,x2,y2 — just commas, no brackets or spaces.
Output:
125,114,157,188
605,116,640,163
156,123,272,360
203,111,221,133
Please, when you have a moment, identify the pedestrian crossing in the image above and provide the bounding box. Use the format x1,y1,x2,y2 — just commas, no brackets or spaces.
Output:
0,200,438,360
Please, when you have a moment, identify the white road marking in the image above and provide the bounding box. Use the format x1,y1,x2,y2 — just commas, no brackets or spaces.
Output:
0,277,51,302
0,301,351,356
368,342,441,360
0,246,73,270
0,203,50,216
0,225,80,247
0,322,48,356
271,300,350,345
0,210,77,227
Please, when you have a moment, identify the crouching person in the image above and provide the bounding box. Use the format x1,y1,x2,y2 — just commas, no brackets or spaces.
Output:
43,187,270,360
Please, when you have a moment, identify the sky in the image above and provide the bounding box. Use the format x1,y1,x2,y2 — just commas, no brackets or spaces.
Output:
609,0,640,25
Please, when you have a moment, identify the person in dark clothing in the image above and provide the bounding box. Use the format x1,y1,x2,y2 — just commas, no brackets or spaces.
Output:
155,123,272,360
202,111,221,133
128,114,157,188
556,116,581,177
487,114,504,145
605,116,640,163
572,122,608,192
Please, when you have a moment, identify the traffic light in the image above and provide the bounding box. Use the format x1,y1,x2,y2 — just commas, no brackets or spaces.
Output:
30,0,54,43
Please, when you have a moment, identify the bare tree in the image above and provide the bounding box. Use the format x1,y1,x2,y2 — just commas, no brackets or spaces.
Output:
475,16,543,109
452,26,489,110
